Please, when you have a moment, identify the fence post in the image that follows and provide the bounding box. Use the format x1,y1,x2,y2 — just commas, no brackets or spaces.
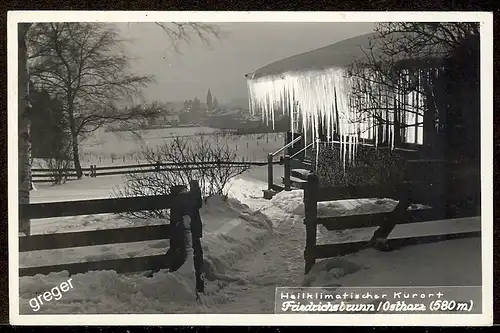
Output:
284,154,291,191
156,160,161,171
304,173,319,274
267,153,274,191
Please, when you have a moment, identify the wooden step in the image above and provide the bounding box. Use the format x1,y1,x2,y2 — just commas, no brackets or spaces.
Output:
291,168,313,180
282,176,308,189
301,160,314,170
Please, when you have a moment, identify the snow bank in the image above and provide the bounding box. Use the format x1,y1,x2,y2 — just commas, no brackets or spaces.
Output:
226,176,301,229
20,265,199,314
19,193,274,314
270,189,398,217
303,236,481,288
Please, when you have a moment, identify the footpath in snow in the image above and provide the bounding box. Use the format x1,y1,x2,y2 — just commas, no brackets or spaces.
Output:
19,168,481,314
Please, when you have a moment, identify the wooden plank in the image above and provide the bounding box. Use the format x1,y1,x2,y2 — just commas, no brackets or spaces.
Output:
95,160,263,172
304,174,319,274
317,208,478,231
318,208,432,230
19,254,169,277
19,224,171,252
32,167,91,172
267,153,274,191
33,179,77,183
311,231,481,260
97,166,212,176
32,173,79,178
97,164,256,177
20,194,176,219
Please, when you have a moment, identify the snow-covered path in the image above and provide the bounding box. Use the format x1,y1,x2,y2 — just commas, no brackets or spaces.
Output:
199,211,306,313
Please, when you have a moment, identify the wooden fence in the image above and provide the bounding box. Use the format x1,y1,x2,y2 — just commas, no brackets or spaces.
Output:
19,180,201,277
31,160,278,184
302,161,481,274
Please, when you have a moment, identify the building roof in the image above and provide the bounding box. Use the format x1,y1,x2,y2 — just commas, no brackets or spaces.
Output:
245,31,449,81
246,33,379,80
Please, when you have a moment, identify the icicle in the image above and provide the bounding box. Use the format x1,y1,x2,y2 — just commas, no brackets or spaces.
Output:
247,68,360,165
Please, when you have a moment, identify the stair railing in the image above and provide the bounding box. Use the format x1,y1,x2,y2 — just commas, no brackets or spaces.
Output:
290,141,315,160
267,135,302,191
282,141,316,191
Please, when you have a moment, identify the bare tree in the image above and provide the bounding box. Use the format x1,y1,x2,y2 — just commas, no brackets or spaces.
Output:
27,23,155,178
347,22,479,149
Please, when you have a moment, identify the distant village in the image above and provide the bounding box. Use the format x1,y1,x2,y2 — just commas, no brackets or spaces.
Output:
107,89,289,134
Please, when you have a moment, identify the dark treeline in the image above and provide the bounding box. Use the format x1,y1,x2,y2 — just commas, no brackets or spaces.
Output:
29,88,70,160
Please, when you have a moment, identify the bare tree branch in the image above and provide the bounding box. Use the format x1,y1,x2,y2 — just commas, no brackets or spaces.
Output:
154,22,221,55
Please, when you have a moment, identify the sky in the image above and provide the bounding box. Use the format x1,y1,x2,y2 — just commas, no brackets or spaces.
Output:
118,22,376,105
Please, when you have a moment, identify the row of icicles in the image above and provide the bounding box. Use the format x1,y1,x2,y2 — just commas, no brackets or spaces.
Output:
247,67,428,169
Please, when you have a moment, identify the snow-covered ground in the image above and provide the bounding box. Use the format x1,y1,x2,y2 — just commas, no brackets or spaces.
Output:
20,126,482,315
19,169,482,314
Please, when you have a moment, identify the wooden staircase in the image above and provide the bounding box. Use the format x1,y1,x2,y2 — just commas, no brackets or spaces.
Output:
262,130,316,199
263,156,314,199
281,162,313,190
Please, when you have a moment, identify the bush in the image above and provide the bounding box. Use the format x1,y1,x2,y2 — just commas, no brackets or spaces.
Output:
112,134,251,219
314,143,414,187
41,157,74,185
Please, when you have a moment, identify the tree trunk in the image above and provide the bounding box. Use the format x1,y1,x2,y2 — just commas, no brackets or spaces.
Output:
67,105,84,178
18,23,31,235
70,131,83,179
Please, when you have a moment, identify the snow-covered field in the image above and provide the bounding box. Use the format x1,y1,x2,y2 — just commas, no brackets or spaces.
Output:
32,127,286,169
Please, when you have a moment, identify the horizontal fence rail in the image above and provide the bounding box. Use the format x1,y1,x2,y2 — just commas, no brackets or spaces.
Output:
31,160,282,183
20,254,169,277
20,194,175,219
19,224,171,252
311,231,480,260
